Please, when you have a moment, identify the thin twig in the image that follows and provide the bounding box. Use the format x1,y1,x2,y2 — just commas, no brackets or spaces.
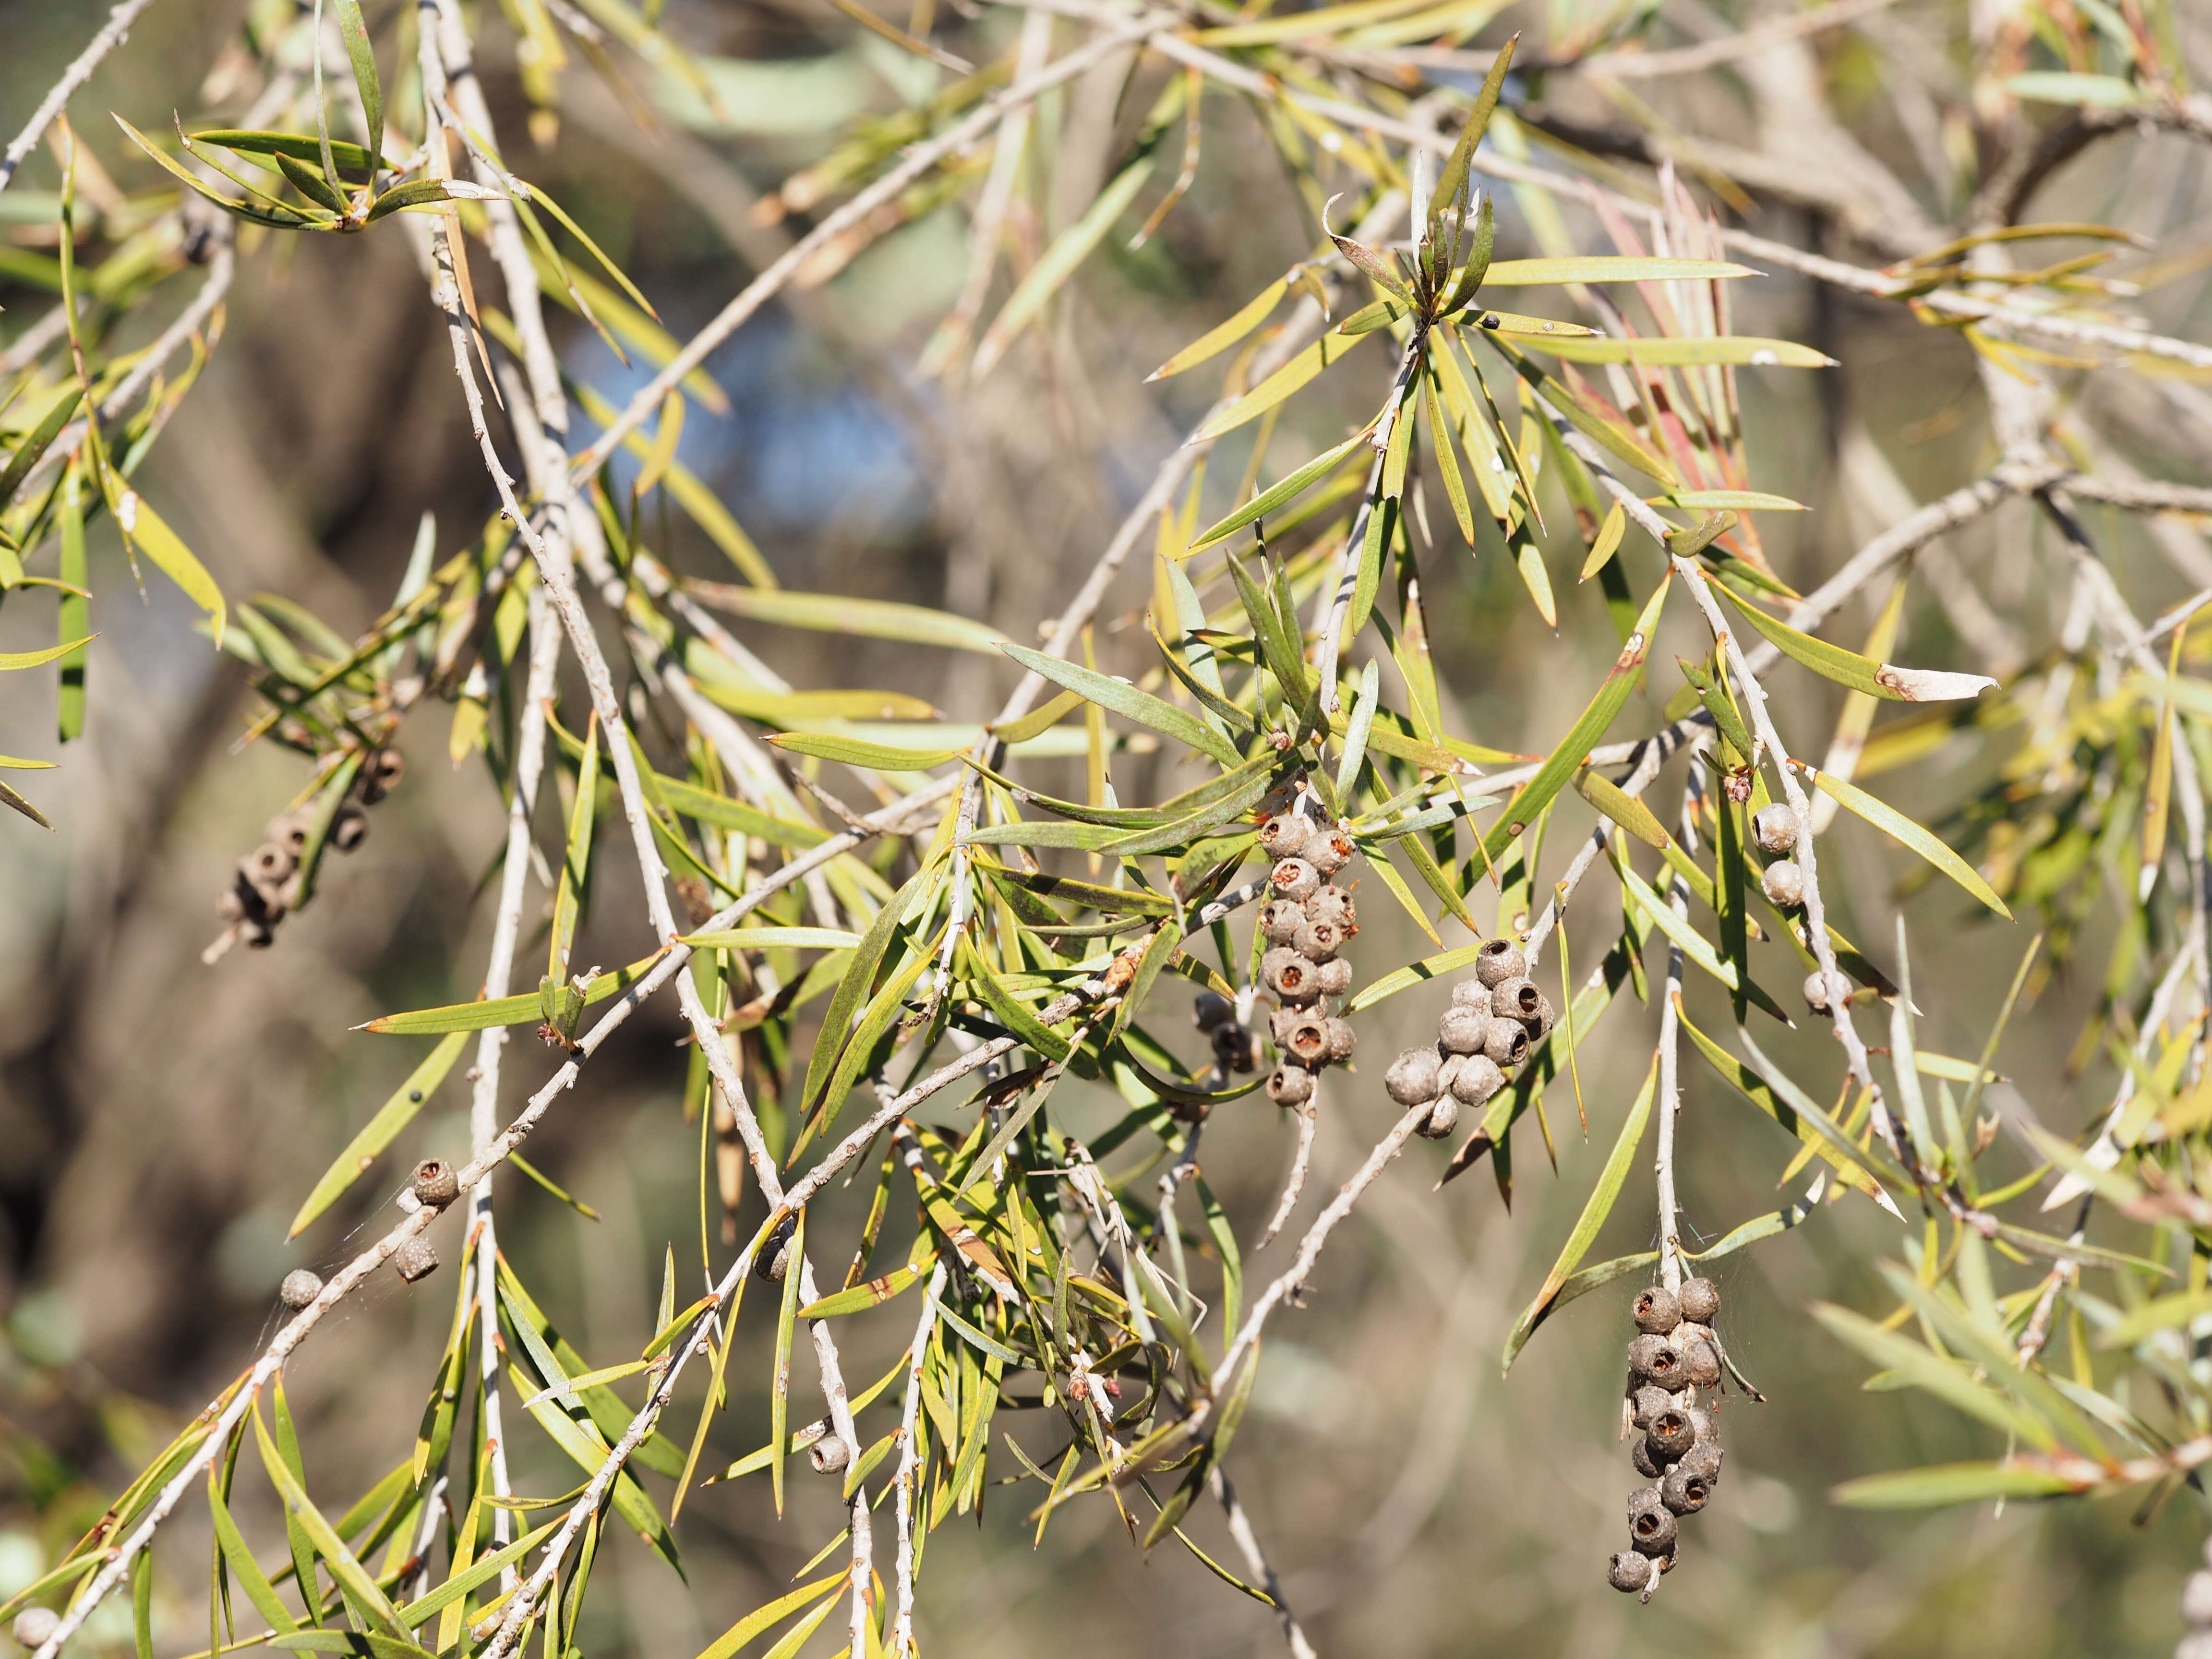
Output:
0,0,158,196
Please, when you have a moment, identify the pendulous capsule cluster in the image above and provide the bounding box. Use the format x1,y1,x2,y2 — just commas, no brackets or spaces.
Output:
1382,937,1552,1139
1608,1276,1727,1597
1245,808,1359,1108
216,748,405,952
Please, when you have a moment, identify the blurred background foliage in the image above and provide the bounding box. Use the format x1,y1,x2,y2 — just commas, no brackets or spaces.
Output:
0,0,2208,1655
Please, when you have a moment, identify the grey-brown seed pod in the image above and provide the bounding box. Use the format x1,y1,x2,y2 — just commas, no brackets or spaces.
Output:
1660,1464,1712,1515
809,1434,852,1475
1305,887,1355,931
1626,1333,1682,1386
1292,917,1342,962
1633,1286,1682,1334
1753,803,1801,856
14,1609,60,1649
1314,957,1354,997
1629,1503,1679,1557
1322,1017,1356,1063
1678,1276,1721,1323
1626,1484,1666,1522
1257,813,1311,862
1677,1337,1722,1388
1761,858,1805,908
1305,827,1355,877
1416,1094,1460,1139
1677,1404,1715,1448
1280,1012,1330,1067
245,842,294,889
1646,1407,1697,1460
1630,1384,1674,1429
1630,1436,1663,1479
217,885,248,923
330,802,369,853
1262,946,1322,1003
1803,967,1853,1013
1606,1551,1654,1594
411,1157,460,1207
1475,937,1527,988
1194,991,1234,1031
394,1238,439,1284
1523,993,1556,1042
1267,1064,1316,1106
756,1215,796,1283
1449,978,1491,1010
1675,1440,1724,1482
1260,899,1305,944
1270,857,1320,902
269,811,312,856
360,747,406,805
279,1269,323,1310
1491,975,1542,1023
1438,1006,1488,1056
1449,1054,1505,1106
1384,1046,1443,1106
1484,1017,1529,1067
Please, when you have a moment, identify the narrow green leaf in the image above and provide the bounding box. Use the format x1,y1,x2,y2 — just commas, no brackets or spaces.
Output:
686,582,1008,653
765,734,960,771
1148,276,1287,381
975,155,1156,376
1713,583,1996,703
689,1572,849,1659
1830,1462,2079,1508
1001,644,1243,766
289,1032,468,1237
1187,432,1370,555
1479,257,1760,285
1190,331,1374,443
1799,763,2013,919
252,1405,405,1636
1812,1304,2057,1449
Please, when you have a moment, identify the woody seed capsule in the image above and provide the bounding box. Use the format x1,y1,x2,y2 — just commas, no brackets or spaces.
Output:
330,803,369,853
1305,887,1355,931
1631,1436,1663,1479
1660,1465,1712,1515
1629,1502,1678,1556
1267,1064,1316,1106
1260,899,1306,944
13,1610,60,1649
1475,938,1526,988
1630,1385,1674,1429
1491,976,1542,1023
809,1434,852,1475
1761,858,1805,908
1646,1407,1697,1460
1270,857,1320,902
1450,1054,1505,1106
1280,1012,1331,1067
1438,1007,1489,1056
1607,1551,1654,1594
411,1157,460,1207
1257,814,1312,862
1450,978,1491,1010
1633,1286,1682,1334
1627,1334,1681,1385
1322,1017,1356,1063
1753,803,1801,855
1675,1440,1724,1482
1385,1046,1443,1106
1262,947,1322,1004
361,747,406,805
1678,1277,1721,1323
1677,1337,1722,1388
1523,993,1556,1042
269,811,312,857
279,1269,324,1310
1416,1095,1460,1139
1305,828,1355,877
1292,917,1342,962
394,1238,439,1284
1314,957,1354,997
1803,967,1852,1013
1484,1018,1529,1067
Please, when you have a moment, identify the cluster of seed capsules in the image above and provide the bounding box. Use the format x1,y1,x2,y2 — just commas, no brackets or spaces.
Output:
1235,808,1358,1107
1380,936,1554,1140
217,748,405,950
1740,802,1860,1015
1609,1275,1728,1597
